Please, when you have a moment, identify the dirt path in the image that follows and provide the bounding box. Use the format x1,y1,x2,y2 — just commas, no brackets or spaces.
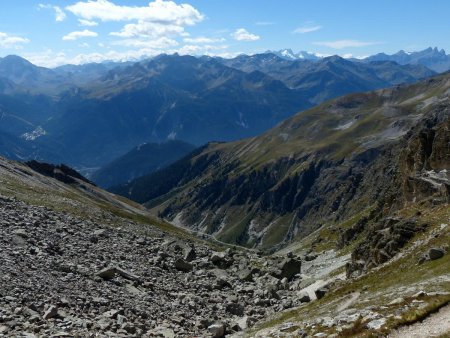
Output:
389,304,450,338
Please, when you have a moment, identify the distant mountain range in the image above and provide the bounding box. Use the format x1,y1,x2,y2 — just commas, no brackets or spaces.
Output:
0,48,443,172
270,47,450,73
363,47,450,72
219,53,433,104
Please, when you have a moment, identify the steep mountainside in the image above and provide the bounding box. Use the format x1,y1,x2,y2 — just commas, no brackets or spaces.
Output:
91,140,195,188
114,73,450,250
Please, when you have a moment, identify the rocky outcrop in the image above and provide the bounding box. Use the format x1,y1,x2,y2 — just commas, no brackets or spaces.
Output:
346,217,428,276
26,160,93,185
399,113,450,203
344,107,449,276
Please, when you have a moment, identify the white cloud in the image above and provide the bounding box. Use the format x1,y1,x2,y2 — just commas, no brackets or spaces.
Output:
63,29,98,41
313,40,380,49
183,37,225,44
66,0,203,25
112,37,179,49
25,43,235,68
54,6,67,22
293,25,322,34
25,49,146,67
78,19,98,26
110,21,186,38
313,52,331,58
0,32,30,49
177,44,228,55
232,28,260,41
38,4,66,22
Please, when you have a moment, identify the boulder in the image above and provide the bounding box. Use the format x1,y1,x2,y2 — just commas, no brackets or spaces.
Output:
97,267,141,282
12,229,28,238
428,248,445,260
208,322,225,338
43,305,58,320
278,258,302,280
97,267,116,280
304,253,318,261
210,252,232,269
174,258,193,272
298,292,311,303
184,247,196,262
315,287,329,300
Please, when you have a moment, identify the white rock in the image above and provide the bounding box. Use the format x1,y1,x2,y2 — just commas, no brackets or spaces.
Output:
367,317,386,330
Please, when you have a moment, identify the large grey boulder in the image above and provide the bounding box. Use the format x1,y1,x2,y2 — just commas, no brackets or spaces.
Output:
208,322,225,338
174,258,193,272
428,247,445,260
43,305,58,320
97,266,141,282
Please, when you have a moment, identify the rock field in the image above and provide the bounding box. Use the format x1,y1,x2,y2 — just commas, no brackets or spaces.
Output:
0,195,308,337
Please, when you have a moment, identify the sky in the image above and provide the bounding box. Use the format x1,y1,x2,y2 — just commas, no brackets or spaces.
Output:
0,0,449,67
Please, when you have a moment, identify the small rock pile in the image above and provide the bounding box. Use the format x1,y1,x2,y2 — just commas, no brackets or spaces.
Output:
0,195,305,337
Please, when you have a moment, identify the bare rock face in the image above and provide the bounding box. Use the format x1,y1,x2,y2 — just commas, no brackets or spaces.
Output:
400,117,450,203
26,160,94,186
346,217,428,276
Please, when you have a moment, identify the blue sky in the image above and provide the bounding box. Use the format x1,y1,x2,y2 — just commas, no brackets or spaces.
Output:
0,0,449,67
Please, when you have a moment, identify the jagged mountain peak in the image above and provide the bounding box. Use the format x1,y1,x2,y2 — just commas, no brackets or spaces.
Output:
365,47,450,72
269,49,321,61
